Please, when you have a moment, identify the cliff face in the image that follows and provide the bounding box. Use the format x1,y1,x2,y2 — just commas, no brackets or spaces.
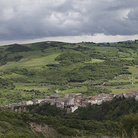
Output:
30,122,60,138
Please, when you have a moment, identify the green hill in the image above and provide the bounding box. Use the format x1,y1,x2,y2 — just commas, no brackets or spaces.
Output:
0,41,138,105
0,97,137,137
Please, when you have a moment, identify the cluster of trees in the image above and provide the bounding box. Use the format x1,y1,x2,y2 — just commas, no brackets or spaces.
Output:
0,54,23,66
104,81,131,86
70,97,138,121
42,58,132,85
23,89,46,96
120,113,138,138
31,41,66,51
3,67,35,76
0,44,30,66
0,98,137,137
0,107,44,137
55,52,91,63
84,85,111,96
6,44,31,52
0,78,15,90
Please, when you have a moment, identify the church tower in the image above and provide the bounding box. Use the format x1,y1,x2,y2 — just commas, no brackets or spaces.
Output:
56,90,59,97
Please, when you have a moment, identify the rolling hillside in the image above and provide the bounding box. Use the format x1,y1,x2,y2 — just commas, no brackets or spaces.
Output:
0,40,138,105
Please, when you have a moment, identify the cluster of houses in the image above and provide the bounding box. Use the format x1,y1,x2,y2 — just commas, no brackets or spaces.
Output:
1,90,138,113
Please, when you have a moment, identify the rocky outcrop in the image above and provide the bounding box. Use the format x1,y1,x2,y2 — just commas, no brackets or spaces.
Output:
30,122,60,138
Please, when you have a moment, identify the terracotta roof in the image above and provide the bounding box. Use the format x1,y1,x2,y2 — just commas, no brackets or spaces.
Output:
127,92,132,94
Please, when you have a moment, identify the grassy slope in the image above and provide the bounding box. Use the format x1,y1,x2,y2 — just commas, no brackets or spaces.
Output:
85,58,104,63
86,41,138,93
108,65,138,93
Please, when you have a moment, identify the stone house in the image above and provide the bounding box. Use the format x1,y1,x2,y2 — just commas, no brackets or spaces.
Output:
123,92,133,98
26,100,33,105
88,99,97,104
132,90,138,95
135,95,138,101
1,90,138,113
71,106,78,112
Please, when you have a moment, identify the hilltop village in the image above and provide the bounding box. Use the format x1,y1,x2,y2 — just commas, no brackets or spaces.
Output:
1,90,138,113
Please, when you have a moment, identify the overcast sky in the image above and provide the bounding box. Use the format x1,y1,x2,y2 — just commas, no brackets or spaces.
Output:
0,0,138,45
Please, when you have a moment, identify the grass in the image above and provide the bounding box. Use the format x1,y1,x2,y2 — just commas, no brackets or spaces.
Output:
17,53,60,68
108,83,138,94
132,52,138,57
2,73,28,80
58,86,87,96
0,47,61,70
85,58,104,63
92,47,118,52
14,83,50,91
0,53,60,73
123,57,135,60
128,65,138,75
118,52,130,58
102,65,138,94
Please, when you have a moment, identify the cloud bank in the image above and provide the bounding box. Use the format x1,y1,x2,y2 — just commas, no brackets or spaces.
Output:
0,0,138,43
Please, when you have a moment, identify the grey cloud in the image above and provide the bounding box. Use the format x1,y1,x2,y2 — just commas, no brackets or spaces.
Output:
0,0,138,41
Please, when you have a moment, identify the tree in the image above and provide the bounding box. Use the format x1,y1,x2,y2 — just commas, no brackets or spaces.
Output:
120,113,138,138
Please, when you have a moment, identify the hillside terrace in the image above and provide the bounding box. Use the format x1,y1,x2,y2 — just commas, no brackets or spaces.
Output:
1,90,138,113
